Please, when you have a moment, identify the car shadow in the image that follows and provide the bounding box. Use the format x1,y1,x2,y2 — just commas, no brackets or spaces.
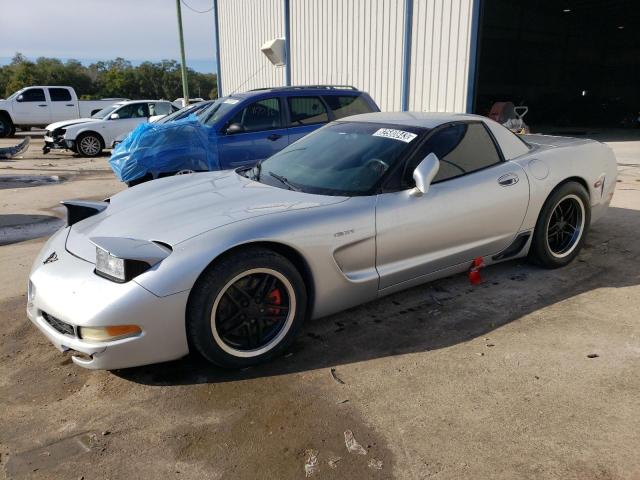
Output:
114,206,639,386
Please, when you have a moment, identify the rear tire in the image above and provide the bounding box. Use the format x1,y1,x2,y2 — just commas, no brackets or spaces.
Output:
187,248,307,368
529,181,590,268
76,132,103,157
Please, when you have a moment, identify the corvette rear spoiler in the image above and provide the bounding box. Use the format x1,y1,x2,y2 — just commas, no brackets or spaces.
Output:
0,137,30,159
61,200,109,226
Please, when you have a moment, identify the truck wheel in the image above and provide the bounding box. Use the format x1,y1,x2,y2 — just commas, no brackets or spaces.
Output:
0,116,15,138
76,132,103,157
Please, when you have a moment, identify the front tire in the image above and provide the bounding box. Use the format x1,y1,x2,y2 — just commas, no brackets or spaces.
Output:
0,116,14,138
187,248,307,368
529,181,591,268
76,132,103,157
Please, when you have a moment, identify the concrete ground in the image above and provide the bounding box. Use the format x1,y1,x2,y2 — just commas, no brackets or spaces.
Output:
0,133,639,479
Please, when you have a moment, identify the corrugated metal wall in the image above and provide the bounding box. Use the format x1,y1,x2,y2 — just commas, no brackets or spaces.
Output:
217,0,286,93
290,0,405,111
408,0,474,112
216,0,475,112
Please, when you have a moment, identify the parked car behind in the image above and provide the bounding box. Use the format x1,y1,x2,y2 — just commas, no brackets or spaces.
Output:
0,86,126,137
43,100,178,157
110,85,380,185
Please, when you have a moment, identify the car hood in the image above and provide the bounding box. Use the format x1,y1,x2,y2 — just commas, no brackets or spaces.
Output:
66,170,347,262
46,118,99,131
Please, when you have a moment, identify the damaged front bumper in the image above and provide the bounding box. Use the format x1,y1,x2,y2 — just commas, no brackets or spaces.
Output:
0,137,30,159
27,228,190,369
43,130,74,154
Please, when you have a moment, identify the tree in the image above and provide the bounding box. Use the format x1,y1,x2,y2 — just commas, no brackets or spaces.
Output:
0,52,218,101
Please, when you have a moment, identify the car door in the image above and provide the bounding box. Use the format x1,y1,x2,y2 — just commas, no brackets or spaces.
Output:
375,122,530,289
285,95,330,144
106,103,149,145
216,97,288,169
48,88,77,122
13,88,51,125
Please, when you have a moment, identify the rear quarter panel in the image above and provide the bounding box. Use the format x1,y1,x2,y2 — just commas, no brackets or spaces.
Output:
514,135,617,230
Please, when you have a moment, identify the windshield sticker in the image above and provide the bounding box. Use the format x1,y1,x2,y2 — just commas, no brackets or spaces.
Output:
223,98,239,104
372,128,417,143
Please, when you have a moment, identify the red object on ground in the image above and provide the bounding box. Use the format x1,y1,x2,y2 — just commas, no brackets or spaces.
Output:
468,257,484,285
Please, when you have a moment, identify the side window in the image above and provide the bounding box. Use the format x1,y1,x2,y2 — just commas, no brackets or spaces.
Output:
116,103,149,119
287,96,329,126
149,102,172,116
48,88,72,102
405,123,502,184
227,98,282,132
20,88,46,102
322,95,372,119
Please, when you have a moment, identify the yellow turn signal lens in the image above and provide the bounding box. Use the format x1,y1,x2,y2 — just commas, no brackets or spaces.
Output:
79,325,142,342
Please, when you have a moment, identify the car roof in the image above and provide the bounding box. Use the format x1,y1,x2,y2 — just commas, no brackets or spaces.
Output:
115,99,170,106
342,112,488,129
231,85,363,99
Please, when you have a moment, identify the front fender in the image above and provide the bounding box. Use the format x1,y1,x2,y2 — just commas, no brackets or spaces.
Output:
64,122,105,142
0,107,13,120
134,196,379,319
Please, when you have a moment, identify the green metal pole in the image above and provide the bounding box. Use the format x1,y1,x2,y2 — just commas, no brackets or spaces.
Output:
176,0,190,105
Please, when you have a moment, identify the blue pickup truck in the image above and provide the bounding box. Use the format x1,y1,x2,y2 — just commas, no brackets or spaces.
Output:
111,85,380,185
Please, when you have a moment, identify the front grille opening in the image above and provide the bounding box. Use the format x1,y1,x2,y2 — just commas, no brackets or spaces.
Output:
42,311,75,337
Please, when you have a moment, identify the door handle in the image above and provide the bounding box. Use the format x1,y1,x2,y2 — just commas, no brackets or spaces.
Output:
38,104,48,107
65,104,75,107
498,173,519,186
267,133,282,141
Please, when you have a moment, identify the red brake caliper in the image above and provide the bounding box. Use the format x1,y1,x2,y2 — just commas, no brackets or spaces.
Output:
267,288,282,315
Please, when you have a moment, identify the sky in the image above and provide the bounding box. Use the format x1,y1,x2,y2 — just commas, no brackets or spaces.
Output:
0,0,217,73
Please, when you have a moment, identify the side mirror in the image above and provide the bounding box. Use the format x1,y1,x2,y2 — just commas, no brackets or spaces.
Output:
225,122,245,135
16,94,24,102
110,113,120,120
412,152,440,196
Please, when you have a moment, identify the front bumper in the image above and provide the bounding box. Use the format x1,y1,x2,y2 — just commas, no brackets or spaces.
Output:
43,133,74,153
27,228,190,369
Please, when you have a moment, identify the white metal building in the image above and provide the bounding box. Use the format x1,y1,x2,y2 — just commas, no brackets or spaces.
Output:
214,0,478,113
213,0,640,127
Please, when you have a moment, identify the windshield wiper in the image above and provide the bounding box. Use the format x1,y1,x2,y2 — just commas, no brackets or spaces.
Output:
268,171,300,191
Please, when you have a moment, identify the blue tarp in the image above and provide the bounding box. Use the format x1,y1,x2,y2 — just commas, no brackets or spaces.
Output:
109,114,220,182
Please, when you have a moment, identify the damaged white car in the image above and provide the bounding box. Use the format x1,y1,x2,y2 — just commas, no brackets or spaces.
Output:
43,100,177,157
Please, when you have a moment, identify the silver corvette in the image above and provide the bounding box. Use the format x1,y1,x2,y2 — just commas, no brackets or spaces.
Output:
27,112,617,369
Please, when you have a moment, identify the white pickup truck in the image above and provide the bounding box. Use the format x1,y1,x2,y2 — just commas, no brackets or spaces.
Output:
0,86,125,137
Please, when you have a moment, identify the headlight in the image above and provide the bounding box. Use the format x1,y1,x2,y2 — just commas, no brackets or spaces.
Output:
92,237,172,283
78,325,142,342
95,246,150,283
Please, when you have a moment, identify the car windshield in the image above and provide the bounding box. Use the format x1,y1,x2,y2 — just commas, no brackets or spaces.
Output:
198,97,243,126
248,122,427,196
91,105,119,119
